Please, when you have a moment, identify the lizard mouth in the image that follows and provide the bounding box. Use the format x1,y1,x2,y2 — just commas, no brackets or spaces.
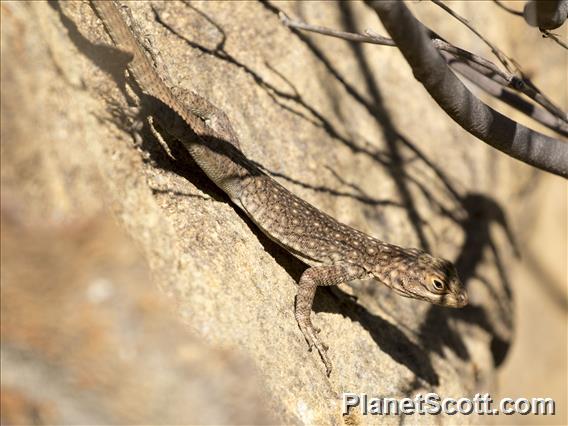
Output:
455,291,469,307
442,291,469,308
387,285,468,308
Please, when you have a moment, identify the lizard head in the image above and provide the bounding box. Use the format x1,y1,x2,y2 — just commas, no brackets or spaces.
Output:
370,248,468,308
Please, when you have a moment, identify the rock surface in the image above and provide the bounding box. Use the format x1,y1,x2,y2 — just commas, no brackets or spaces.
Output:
1,1,565,425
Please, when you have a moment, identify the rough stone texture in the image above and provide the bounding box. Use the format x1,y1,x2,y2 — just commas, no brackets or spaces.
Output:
1,1,565,425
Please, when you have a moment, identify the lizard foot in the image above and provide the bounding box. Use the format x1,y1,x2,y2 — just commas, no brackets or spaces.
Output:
297,318,332,376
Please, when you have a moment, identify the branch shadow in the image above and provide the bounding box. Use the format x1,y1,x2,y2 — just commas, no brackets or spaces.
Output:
151,3,399,178
264,0,517,373
56,0,518,384
313,288,440,386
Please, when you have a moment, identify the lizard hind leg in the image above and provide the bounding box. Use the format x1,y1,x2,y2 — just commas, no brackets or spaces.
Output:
294,263,366,376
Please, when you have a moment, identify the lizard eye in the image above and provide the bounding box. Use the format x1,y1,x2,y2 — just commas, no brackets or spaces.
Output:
431,278,445,291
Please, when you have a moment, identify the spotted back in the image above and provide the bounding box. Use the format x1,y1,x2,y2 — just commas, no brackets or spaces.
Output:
238,173,392,267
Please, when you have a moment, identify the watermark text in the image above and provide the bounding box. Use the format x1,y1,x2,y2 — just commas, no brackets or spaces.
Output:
342,393,555,416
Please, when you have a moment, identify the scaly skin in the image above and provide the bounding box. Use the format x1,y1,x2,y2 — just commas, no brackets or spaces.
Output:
92,0,468,376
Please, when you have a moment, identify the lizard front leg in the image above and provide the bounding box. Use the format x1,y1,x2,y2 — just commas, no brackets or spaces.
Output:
295,263,366,376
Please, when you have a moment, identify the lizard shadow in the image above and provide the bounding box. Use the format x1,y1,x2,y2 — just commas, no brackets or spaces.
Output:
48,1,133,85
50,0,309,281
48,1,227,202
313,288,440,386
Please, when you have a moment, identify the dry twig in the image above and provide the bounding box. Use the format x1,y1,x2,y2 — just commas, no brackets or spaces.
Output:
280,12,568,136
366,1,568,177
430,0,567,121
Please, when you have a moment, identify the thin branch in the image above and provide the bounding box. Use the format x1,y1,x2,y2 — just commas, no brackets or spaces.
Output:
492,0,523,17
541,29,568,49
281,14,568,136
279,13,394,46
366,1,568,178
282,14,507,84
431,0,516,73
430,37,511,85
430,0,567,122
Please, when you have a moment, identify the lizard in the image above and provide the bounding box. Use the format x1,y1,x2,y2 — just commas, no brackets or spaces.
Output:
90,0,468,376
